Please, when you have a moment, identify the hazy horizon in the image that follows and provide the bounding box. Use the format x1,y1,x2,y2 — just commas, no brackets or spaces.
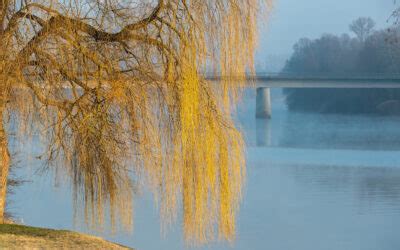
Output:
257,0,397,71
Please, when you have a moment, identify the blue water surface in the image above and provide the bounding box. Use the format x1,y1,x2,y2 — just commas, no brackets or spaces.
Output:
10,88,400,250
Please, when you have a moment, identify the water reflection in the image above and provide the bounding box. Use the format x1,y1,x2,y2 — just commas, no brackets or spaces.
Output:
256,119,272,147
240,161,400,250
285,164,400,213
11,88,400,250
279,112,400,150
246,88,400,151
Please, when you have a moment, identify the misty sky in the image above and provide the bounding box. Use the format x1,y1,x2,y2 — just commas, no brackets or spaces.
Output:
256,0,396,71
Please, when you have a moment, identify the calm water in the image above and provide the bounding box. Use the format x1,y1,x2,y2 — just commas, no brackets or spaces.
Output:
10,88,400,250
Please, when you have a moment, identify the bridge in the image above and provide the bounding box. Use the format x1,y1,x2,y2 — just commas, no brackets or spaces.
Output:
232,74,400,119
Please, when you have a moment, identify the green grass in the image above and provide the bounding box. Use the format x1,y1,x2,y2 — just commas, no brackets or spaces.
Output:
0,224,132,249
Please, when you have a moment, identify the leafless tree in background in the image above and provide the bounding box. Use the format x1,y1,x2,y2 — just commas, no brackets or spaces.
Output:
349,17,375,42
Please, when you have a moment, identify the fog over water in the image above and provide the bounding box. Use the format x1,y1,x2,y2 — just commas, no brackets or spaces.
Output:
10,89,400,250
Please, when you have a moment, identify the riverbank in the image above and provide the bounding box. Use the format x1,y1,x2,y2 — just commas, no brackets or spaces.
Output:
0,224,132,249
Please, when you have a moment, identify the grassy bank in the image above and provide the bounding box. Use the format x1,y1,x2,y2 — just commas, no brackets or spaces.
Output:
0,224,132,249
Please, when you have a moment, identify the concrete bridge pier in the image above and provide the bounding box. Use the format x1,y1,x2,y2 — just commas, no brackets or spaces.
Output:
256,87,271,119
256,119,272,147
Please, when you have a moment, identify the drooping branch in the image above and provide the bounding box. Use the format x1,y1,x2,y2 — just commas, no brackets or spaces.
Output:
10,1,169,79
7,1,164,41
5,11,46,34
117,0,164,36
0,0,9,32
0,0,268,244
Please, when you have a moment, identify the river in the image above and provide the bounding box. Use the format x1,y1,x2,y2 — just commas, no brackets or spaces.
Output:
10,88,400,250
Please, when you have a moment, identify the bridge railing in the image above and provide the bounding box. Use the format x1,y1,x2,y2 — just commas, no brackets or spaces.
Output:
205,71,400,80
256,72,400,80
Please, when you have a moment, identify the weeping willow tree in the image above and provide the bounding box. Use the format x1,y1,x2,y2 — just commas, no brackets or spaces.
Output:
0,0,270,244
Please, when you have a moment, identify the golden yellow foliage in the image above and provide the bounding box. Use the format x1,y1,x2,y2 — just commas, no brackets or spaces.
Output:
0,0,272,244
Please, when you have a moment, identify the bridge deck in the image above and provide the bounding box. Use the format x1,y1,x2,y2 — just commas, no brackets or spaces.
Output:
256,78,400,88
208,75,400,88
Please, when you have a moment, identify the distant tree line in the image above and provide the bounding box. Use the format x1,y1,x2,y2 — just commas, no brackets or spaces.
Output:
283,17,400,114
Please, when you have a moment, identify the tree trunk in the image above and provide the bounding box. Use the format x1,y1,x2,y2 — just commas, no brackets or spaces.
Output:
0,106,9,223
0,4,10,224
